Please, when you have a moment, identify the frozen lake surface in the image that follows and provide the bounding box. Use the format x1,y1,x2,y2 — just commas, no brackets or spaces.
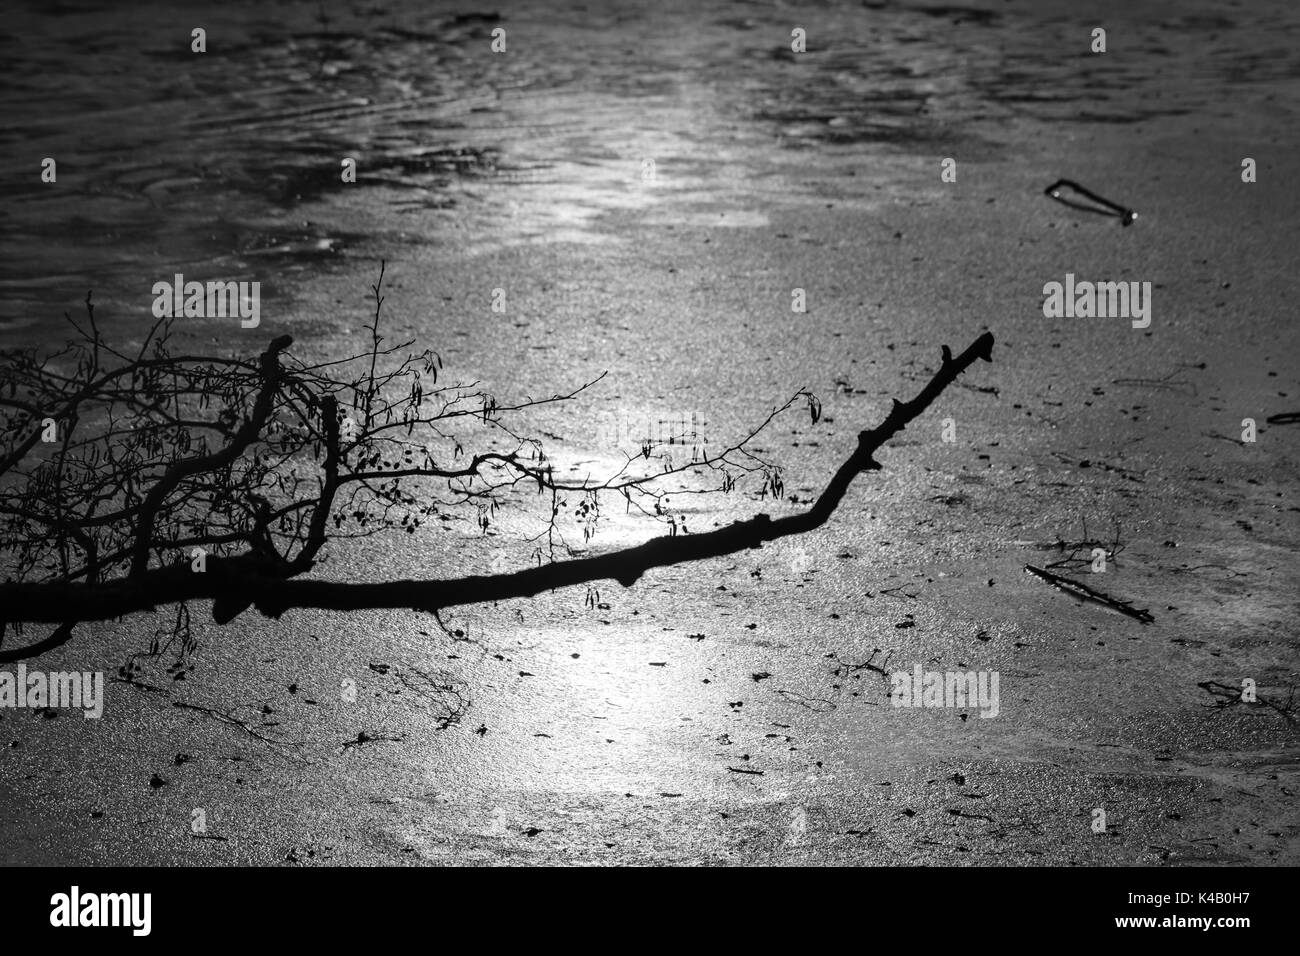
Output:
1,0,1298,864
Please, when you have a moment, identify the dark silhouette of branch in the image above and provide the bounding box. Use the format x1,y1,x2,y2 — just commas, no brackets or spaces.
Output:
1,332,994,629
0,621,76,665
1024,563,1154,623
129,334,294,577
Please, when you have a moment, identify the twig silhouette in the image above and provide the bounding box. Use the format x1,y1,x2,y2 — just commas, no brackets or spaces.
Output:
1024,564,1153,623
1,315,994,642
1044,179,1137,226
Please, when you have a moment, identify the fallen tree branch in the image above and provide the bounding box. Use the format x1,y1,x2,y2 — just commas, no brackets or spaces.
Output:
1043,178,1137,226
172,700,305,748
0,621,76,664
1024,564,1154,624
341,730,406,751
129,334,295,578
1,332,994,626
1197,680,1297,724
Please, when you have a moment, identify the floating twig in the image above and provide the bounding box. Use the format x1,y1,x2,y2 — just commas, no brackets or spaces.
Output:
1024,564,1154,623
831,648,892,681
947,808,996,824
1041,517,1126,570
879,584,920,600
955,380,1000,398
775,688,837,712
341,730,406,750
1044,178,1137,226
172,701,305,748
1197,680,1297,724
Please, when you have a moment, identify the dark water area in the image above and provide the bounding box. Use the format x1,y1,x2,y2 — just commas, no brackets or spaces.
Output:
3,0,1297,345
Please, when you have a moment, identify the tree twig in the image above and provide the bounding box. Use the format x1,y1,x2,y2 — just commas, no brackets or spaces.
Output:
1024,564,1153,624
2,333,995,625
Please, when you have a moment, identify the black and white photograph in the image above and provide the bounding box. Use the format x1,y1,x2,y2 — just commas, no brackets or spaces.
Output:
0,0,1294,937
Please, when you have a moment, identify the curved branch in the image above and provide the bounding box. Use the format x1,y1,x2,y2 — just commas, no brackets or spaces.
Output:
0,333,993,628
0,622,76,664
127,335,293,576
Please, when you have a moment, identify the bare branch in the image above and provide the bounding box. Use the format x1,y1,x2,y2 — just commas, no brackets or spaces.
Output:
1,332,995,626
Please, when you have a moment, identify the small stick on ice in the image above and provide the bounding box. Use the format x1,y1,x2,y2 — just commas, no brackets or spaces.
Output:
1044,178,1137,226
1023,564,1154,624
